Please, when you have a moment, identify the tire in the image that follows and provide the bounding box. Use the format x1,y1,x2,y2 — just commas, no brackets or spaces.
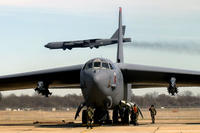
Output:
112,108,118,124
124,108,129,124
82,110,88,124
93,109,99,124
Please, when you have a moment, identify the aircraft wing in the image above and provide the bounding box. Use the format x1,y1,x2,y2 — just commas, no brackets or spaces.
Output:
0,64,83,91
118,63,200,88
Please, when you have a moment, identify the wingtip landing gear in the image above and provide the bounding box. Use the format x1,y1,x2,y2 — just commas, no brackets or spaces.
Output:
35,81,52,97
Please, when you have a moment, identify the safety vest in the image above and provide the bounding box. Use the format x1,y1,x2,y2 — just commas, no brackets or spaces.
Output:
133,106,138,113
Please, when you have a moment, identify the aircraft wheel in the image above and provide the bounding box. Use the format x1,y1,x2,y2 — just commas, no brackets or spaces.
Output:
112,107,119,124
106,110,110,121
82,110,88,124
93,109,103,124
124,108,130,124
94,109,111,124
105,110,112,124
93,109,99,124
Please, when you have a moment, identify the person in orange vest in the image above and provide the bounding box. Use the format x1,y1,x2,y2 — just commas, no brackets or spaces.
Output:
131,104,143,125
131,104,139,125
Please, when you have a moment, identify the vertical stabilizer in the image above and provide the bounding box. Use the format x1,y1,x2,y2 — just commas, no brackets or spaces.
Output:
111,25,126,39
116,7,124,63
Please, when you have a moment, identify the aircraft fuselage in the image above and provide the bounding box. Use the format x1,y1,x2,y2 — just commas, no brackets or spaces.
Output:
80,58,124,109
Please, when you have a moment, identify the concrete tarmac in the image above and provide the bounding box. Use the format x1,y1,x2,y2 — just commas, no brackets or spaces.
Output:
0,108,200,133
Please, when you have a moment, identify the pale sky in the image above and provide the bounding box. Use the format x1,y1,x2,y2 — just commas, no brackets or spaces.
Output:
0,0,200,96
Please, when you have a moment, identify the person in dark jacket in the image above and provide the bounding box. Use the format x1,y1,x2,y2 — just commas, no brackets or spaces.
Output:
149,105,157,124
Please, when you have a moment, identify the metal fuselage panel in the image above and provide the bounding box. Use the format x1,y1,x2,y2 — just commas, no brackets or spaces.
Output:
80,58,124,109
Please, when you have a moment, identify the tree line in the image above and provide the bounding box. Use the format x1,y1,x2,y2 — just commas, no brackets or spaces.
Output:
0,91,199,110
131,91,200,108
0,93,83,110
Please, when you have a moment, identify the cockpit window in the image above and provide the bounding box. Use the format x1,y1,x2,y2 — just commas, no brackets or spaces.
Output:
85,62,93,69
102,62,109,69
84,60,114,70
94,62,101,68
83,64,86,69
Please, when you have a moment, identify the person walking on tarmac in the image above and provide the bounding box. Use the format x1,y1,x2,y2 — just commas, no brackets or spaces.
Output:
87,106,94,129
149,105,157,124
131,104,143,125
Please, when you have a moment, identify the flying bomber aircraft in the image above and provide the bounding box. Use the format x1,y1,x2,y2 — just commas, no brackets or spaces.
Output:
45,25,131,50
1,8,200,124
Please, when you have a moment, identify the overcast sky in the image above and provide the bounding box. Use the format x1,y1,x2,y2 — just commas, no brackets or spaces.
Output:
0,0,200,96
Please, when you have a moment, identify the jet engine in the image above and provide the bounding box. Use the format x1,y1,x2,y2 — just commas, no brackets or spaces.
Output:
167,77,178,95
35,81,52,97
94,46,99,48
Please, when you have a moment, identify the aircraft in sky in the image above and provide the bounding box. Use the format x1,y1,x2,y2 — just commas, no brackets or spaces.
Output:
45,25,131,50
1,8,200,124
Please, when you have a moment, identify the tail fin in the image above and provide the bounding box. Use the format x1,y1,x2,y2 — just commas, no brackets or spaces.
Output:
111,25,126,39
116,7,124,63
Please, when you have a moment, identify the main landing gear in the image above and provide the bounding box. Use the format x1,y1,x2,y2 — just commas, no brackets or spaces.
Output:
79,101,133,125
113,105,130,125
81,108,112,125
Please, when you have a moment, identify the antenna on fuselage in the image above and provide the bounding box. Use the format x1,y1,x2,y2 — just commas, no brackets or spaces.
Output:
116,7,124,63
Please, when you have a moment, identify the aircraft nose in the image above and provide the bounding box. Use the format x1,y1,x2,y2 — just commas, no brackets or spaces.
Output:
92,70,110,95
92,71,102,84
92,71,103,84
91,70,113,108
83,70,113,108
44,43,50,48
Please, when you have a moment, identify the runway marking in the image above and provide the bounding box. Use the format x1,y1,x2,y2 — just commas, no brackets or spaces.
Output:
80,128,94,133
153,126,159,133
16,128,33,133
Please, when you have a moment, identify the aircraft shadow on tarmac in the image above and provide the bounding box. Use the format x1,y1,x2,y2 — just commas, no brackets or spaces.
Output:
0,122,84,128
35,122,200,128
36,123,84,128
0,122,200,128
185,123,200,125
33,122,148,128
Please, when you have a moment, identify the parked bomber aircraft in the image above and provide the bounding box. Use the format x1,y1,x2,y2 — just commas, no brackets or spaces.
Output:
1,8,200,124
45,25,131,50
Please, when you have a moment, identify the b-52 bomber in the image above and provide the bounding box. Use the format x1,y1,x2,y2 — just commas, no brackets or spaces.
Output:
1,8,200,124
45,26,131,50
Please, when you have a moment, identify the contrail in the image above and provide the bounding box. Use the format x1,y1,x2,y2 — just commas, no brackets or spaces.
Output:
127,41,200,55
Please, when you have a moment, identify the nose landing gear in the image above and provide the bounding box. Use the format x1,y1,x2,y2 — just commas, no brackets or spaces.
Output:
93,108,111,124
81,108,112,125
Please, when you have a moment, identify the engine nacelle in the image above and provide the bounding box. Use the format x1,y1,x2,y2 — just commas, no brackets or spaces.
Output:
35,81,52,97
167,77,178,95
94,46,99,48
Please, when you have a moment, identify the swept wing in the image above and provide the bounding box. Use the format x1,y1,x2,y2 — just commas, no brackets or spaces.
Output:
119,63,200,88
0,64,83,91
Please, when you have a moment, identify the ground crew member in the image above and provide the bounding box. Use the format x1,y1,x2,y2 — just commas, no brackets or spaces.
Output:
131,104,143,125
131,104,139,125
87,106,94,129
149,105,157,124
